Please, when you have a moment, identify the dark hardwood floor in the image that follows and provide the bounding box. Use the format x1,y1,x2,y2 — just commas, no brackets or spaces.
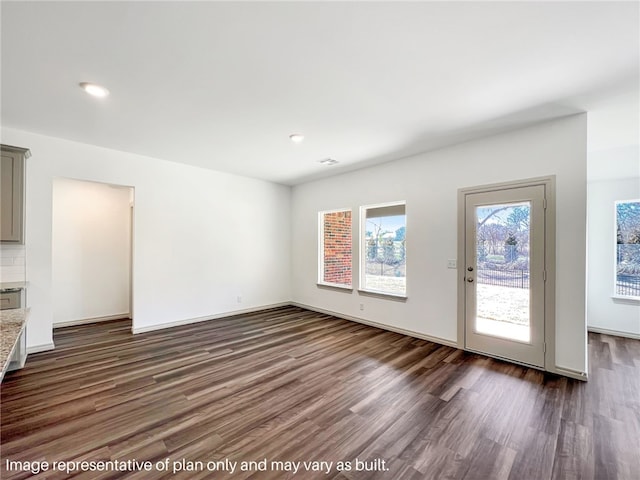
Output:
1,306,639,479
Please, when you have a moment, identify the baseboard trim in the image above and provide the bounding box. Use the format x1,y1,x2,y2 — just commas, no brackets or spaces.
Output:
54,313,131,328
131,302,291,334
293,303,590,380
27,342,55,354
291,302,458,348
588,326,640,340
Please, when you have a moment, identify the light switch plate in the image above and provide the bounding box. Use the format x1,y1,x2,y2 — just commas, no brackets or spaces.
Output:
447,259,457,269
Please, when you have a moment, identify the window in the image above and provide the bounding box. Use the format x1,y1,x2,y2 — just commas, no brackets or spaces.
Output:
361,202,406,296
615,200,640,299
318,209,352,288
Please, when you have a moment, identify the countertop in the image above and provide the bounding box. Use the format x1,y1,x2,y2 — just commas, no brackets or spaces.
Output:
0,281,28,290
0,308,28,378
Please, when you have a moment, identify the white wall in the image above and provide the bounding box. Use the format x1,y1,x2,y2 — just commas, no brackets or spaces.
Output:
291,115,588,375
588,145,639,181
52,178,132,325
587,176,640,338
2,127,291,350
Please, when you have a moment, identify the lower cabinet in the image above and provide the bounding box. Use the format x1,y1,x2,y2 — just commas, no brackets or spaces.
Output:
0,290,21,310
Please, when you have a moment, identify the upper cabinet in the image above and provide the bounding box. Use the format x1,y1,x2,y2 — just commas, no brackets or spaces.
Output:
1,145,30,244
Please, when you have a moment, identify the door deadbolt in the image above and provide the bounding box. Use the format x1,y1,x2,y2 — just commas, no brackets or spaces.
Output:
467,266,474,272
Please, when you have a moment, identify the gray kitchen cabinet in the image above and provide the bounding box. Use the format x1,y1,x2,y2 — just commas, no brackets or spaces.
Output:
1,144,29,244
0,290,21,310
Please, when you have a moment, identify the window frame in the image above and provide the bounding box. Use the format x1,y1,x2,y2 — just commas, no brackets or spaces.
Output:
359,201,407,299
614,199,640,301
317,208,353,290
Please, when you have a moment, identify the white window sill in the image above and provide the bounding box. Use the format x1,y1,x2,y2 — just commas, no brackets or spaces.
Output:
358,289,408,301
611,295,640,304
317,282,353,292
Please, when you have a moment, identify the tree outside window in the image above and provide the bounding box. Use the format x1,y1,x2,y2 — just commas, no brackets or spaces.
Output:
361,203,406,296
616,200,640,298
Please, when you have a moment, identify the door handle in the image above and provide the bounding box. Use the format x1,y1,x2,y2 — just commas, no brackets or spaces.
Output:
467,277,474,283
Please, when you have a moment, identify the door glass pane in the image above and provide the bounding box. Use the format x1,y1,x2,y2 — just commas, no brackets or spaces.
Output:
475,202,531,342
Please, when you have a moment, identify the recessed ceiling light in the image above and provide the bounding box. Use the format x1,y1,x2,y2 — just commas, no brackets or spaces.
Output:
79,82,109,98
319,158,339,166
289,134,304,143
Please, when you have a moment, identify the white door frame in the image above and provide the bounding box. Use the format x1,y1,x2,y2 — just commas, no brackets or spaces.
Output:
457,176,556,372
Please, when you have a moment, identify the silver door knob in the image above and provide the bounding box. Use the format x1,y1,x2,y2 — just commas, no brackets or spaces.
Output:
467,277,474,283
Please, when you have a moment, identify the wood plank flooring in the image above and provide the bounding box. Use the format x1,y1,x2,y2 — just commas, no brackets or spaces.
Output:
1,306,639,479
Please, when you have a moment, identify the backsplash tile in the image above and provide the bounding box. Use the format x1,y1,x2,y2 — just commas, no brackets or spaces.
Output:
0,246,26,282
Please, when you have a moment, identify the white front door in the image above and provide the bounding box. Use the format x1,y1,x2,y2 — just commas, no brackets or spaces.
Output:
463,184,546,368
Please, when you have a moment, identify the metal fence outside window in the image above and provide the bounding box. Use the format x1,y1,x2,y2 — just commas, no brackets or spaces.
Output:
477,268,529,289
616,274,640,296
477,267,640,295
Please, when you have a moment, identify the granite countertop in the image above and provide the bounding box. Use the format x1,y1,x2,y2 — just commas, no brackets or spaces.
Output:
0,281,28,290
0,308,28,377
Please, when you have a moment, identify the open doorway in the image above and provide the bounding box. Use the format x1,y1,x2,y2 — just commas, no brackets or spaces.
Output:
52,178,134,327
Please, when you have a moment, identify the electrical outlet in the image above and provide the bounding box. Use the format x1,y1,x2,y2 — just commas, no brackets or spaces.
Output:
447,259,457,269
359,303,364,311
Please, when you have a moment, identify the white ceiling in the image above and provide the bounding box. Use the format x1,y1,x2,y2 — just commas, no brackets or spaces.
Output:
1,1,638,185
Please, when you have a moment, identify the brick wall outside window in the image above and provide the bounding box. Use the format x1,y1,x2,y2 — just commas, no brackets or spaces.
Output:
323,211,352,286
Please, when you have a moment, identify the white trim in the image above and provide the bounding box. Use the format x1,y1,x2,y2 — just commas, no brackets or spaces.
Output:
129,198,135,332
316,282,353,291
357,289,407,300
131,302,291,334
611,295,640,303
292,301,457,348
588,326,640,340
550,365,588,382
27,342,55,354
54,313,130,328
